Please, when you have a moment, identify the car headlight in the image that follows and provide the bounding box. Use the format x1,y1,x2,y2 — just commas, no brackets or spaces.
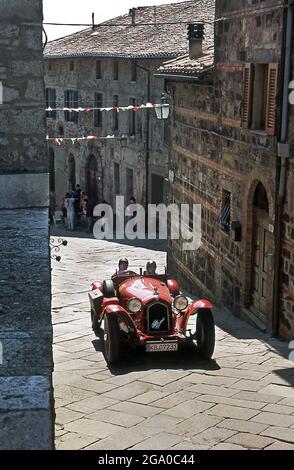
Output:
174,295,188,311
127,298,142,314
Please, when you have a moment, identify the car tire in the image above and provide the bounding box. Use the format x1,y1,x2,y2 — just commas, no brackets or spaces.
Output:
195,309,215,359
103,279,116,298
104,313,120,364
91,309,102,337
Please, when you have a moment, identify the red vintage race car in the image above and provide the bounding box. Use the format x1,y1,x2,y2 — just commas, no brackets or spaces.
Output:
89,268,215,365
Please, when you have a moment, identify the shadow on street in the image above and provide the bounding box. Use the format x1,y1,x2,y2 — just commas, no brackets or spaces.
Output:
50,226,167,252
92,338,220,375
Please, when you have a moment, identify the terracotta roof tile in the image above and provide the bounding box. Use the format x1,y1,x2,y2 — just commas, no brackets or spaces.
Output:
157,47,214,76
44,0,215,60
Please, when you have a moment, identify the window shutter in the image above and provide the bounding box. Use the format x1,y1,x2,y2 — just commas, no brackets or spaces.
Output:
241,63,254,128
265,63,278,136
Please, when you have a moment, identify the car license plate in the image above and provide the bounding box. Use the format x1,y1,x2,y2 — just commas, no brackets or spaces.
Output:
146,342,178,352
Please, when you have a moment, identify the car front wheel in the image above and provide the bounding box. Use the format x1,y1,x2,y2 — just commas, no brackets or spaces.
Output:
103,313,121,364
195,309,215,359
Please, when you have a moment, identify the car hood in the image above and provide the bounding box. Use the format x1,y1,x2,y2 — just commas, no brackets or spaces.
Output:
118,277,172,305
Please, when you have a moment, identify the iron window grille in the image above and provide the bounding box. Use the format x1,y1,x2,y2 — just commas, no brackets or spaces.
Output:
220,190,231,233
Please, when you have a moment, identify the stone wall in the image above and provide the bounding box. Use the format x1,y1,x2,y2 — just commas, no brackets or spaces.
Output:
0,0,54,449
280,26,294,338
45,57,168,209
167,0,293,338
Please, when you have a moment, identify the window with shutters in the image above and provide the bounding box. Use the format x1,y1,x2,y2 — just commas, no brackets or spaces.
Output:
113,61,119,81
94,93,103,128
129,98,136,135
220,190,231,234
46,88,56,119
252,64,268,131
64,90,78,123
113,95,119,131
96,61,102,79
241,63,278,135
265,64,278,135
131,61,137,82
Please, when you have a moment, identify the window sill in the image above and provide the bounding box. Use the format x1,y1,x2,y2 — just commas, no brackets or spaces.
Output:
250,129,267,137
220,228,230,236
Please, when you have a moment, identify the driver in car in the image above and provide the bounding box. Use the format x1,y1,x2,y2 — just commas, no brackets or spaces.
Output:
117,258,129,274
145,260,157,275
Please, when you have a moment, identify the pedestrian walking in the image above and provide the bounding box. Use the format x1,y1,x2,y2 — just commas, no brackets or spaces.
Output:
65,191,76,231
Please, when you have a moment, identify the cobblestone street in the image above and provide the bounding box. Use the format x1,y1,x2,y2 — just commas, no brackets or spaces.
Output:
52,230,294,450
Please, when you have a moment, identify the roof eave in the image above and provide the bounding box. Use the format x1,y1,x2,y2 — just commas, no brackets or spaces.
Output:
154,72,203,81
43,52,184,60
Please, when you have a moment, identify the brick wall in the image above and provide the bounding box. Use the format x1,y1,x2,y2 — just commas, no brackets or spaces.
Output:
167,0,292,337
279,27,294,338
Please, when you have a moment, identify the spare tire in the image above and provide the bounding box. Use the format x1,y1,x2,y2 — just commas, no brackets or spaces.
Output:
103,279,116,298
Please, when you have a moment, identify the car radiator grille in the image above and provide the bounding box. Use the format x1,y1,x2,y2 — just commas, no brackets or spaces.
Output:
146,302,171,334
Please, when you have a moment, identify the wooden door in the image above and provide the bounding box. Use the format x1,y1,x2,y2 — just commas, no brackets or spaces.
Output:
251,208,270,321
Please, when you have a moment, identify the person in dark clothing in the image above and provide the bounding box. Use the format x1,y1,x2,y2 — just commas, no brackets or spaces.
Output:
85,196,94,232
74,184,82,221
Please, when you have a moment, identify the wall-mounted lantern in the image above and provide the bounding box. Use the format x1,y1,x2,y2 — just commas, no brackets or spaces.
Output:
155,93,170,120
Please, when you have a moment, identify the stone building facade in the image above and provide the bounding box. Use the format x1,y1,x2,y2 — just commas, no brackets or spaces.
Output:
44,1,215,212
0,0,54,449
45,57,169,209
159,0,294,339
280,6,294,339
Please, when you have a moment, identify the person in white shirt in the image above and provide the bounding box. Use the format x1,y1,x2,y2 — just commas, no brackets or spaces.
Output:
65,192,76,231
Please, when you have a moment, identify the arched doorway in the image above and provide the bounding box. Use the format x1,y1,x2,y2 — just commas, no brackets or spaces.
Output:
86,155,103,204
250,182,270,322
68,154,76,191
49,148,55,193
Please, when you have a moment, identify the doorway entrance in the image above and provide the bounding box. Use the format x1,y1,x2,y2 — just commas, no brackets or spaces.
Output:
250,182,270,322
151,174,164,205
68,154,76,191
86,155,103,204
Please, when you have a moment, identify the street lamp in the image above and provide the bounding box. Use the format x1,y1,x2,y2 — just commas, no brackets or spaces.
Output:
155,94,170,120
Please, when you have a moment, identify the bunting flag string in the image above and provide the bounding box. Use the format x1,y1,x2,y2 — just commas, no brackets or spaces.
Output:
45,102,161,113
46,134,131,146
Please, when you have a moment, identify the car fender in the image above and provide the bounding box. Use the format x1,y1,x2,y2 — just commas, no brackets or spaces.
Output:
102,303,138,338
183,300,213,332
91,281,103,292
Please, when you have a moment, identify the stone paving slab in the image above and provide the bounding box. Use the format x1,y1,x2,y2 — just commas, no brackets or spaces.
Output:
84,429,146,450
90,409,144,427
56,432,99,450
205,404,260,420
225,432,274,449
216,418,268,434
130,433,183,450
191,427,236,447
51,232,294,450
64,417,121,439
109,401,165,418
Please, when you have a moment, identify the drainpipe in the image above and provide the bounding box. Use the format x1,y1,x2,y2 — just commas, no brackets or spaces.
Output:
135,63,151,230
273,0,293,336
